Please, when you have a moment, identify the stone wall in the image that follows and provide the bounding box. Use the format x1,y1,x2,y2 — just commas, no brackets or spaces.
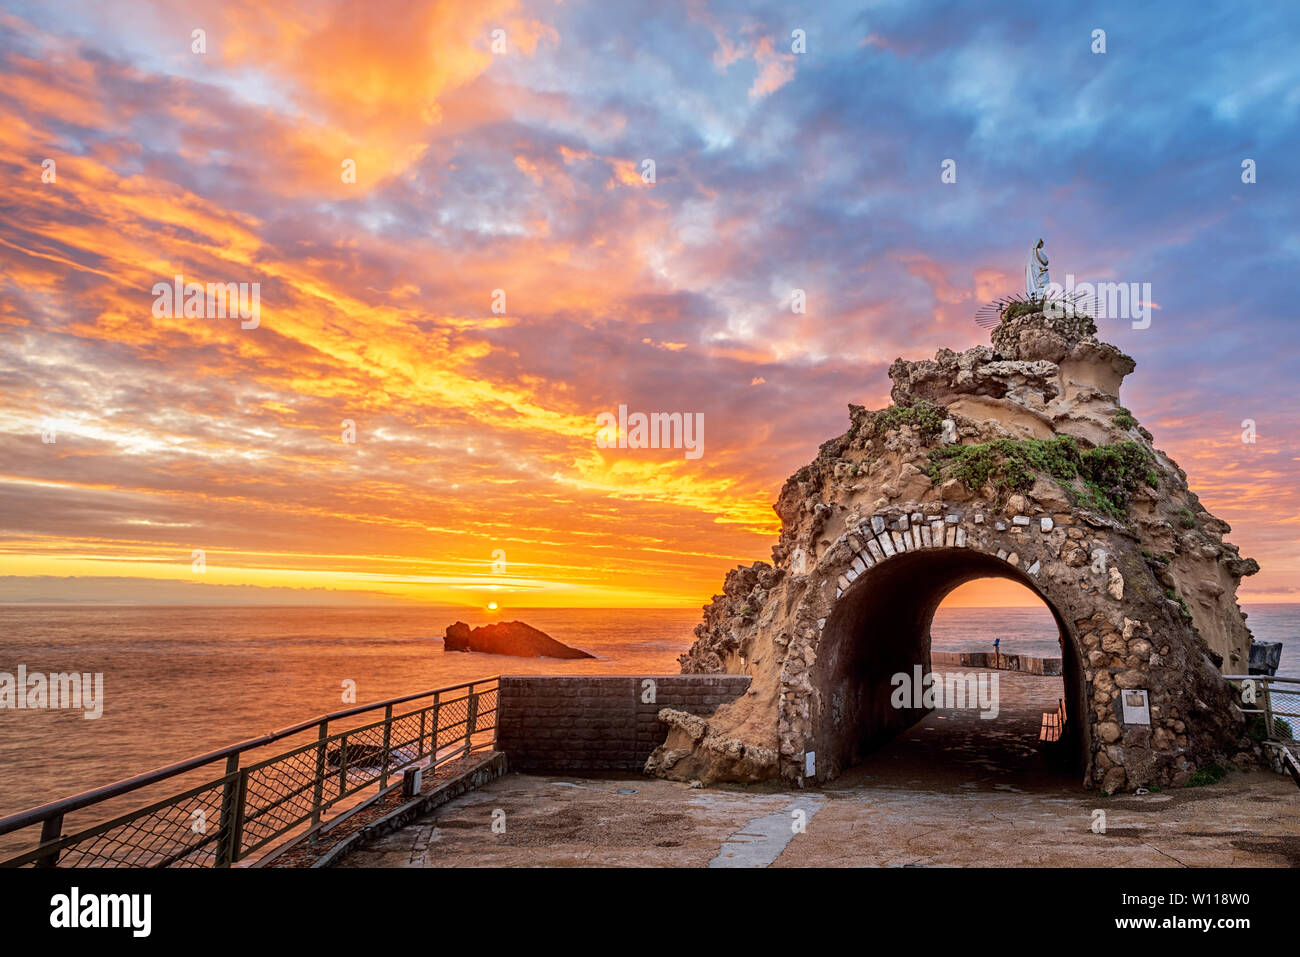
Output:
930,651,1063,676
496,675,750,771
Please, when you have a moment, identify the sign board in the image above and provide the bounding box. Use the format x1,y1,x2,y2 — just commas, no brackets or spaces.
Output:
1120,689,1151,725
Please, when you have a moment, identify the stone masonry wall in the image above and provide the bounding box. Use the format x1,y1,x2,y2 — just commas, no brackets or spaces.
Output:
496,675,751,771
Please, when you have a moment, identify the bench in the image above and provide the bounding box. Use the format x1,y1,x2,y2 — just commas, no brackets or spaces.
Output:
1282,747,1300,790
1040,698,1066,743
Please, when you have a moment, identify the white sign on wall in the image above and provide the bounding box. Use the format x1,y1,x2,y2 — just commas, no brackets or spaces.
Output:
1120,689,1151,725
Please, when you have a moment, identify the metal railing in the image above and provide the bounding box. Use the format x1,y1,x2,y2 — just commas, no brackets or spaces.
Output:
1223,674,1300,744
0,677,499,868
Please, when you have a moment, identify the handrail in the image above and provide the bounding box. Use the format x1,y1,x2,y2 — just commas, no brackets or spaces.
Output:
1222,674,1300,684
1223,674,1298,747
0,677,495,836
0,676,501,867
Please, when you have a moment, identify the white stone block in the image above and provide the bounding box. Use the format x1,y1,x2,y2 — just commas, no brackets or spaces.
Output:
850,556,866,575
955,527,966,547
857,550,874,569
845,566,858,582
1013,515,1030,526
997,549,1008,560
1027,560,1041,575
974,513,984,524
946,513,959,524
866,539,884,562
892,530,908,552
1040,517,1054,532
837,575,850,592
995,521,1007,531
945,525,956,547
921,525,932,548
879,534,895,557
872,516,886,534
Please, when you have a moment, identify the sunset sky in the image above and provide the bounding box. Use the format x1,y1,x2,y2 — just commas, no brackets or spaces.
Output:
0,0,1297,609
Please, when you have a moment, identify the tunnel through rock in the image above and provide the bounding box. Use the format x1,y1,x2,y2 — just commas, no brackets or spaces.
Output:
810,547,1087,782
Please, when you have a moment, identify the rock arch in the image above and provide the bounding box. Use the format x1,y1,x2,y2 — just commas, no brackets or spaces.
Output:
647,309,1262,793
807,533,1089,783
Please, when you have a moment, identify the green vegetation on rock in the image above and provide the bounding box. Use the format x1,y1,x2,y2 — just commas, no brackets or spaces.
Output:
1247,713,1293,742
1112,407,1137,430
1164,587,1193,621
927,435,1160,518
1000,299,1041,321
867,400,946,442
1187,763,1227,787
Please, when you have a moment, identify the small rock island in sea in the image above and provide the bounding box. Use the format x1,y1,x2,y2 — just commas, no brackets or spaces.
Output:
443,620,595,659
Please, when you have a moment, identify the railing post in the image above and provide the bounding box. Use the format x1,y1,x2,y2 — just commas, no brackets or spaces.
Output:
337,735,349,796
380,704,394,790
487,680,498,749
1263,680,1276,740
430,693,441,765
216,754,245,867
228,769,248,866
311,721,328,827
35,813,63,868
464,690,478,754
418,708,428,761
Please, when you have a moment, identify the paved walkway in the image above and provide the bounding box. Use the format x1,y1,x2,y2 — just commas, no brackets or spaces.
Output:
335,670,1300,867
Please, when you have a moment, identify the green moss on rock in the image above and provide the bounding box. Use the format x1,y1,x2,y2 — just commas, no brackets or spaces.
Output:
1164,587,1193,621
1187,763,1227,787
867,400,947,442
1000,299,1042,321
928,435,1160,518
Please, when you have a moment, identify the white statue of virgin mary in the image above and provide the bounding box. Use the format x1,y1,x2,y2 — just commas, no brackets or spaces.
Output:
1026,238,1049,299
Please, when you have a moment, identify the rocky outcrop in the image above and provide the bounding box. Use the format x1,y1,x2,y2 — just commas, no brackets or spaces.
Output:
443,621,594,659
648,307,1261,793
643,708,779,782
1249,642,1283,676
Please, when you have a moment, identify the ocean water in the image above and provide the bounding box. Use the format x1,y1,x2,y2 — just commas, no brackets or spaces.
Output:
0,605,697,824
930,603,1300,679
0,602,1295,827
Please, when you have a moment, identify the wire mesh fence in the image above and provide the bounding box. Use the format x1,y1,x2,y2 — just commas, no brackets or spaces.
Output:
1224,675,1300,743
0,677,499,868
